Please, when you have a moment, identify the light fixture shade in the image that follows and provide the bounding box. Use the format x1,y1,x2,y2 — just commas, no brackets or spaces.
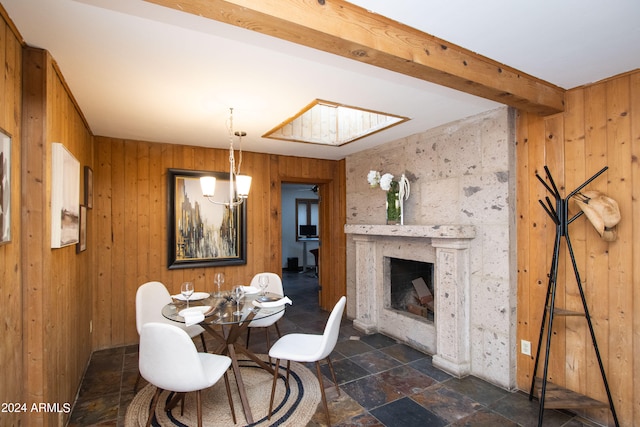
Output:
236,174,252,198
200,176,217,197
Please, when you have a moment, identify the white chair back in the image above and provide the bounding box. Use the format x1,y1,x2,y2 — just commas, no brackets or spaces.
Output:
135,281,172,334
136,280,205,337
249,272,283,295
317,296,346,360
139,322,210,392
248,273,285,328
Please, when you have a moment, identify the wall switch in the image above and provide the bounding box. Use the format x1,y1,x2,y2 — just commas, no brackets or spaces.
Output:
521,340,531,356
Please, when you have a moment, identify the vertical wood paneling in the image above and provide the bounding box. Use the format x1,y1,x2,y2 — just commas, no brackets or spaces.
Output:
605,76,632,424
94,138,112,349
545,114,568,385
0,11,23,427
515,110,532,387
629,71,640,426
583,81,611,415
563,89,588,393
517,70,640,427
22,48,47,416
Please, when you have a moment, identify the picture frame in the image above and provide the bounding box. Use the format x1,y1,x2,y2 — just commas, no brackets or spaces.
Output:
76,205,87,253
51,143,80,248
84,166,93,208
0,128,11,245
167,168,247,269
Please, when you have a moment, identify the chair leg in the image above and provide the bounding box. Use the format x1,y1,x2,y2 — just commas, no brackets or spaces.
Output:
134,371,141,393
223,372,236,424
146,387,162,427
268,358,281,420
200,333,208,353
265,327,271,350
196,390,203,427
274,321,282,338
315,361,331,426
245,328,252,348
326,356,340,396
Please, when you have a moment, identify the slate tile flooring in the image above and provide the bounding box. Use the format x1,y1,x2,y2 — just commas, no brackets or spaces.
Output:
68,270,598,426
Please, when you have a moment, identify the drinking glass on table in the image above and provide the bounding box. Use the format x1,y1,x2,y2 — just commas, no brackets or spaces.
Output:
258,275,269,296
181,281,194,309
214,272,225,297
232,285,245,316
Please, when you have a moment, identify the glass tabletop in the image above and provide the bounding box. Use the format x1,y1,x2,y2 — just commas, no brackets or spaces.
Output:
161,291,286,326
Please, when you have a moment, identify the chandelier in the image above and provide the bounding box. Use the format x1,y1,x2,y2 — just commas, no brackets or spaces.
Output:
200,108,252,207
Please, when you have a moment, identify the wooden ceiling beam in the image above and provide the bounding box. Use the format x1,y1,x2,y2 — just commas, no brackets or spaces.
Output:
145,0,564,115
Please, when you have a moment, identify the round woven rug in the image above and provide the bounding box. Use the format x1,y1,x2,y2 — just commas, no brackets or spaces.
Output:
125,356,321,427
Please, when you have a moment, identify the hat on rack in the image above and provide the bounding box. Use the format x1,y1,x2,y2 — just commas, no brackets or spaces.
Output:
573,190,621,242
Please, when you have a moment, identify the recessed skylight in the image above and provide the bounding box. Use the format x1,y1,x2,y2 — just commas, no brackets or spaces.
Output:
263,99,409,146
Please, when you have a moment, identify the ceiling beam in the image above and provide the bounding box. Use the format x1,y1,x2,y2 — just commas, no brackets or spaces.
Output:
145,0,565,115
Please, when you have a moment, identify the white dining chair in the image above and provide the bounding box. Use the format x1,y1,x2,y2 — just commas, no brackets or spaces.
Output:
139,322,236,427
134,281,207,391
267,296,346,425
245,272,285,350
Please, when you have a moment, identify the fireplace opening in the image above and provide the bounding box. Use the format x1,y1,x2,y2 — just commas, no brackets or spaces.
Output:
389,257,435,322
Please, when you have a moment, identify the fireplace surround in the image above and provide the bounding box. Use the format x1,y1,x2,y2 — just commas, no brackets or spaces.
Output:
344,224,475,377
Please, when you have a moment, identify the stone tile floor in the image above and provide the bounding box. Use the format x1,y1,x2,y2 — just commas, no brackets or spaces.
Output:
68,271,600,426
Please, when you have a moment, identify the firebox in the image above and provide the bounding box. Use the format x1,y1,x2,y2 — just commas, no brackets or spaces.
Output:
389,257,435,321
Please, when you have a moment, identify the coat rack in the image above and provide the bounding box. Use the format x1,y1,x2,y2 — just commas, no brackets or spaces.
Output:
529,166,619,427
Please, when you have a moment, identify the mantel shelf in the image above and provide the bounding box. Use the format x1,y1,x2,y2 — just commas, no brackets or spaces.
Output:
344,224,476,239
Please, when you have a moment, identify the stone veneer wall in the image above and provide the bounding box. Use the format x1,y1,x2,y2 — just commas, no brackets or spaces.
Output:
345,107,517,389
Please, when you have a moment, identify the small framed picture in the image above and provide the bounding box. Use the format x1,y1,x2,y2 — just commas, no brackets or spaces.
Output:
0,128,11,245
76,205,87,253
84,166,93,209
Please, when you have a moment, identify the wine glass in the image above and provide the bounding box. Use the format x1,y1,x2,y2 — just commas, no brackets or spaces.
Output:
181,281,194,309
232,285,245,316
214,272,225,297
258,275,269,296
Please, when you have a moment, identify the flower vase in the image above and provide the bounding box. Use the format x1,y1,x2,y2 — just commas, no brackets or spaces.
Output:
386,181,402,225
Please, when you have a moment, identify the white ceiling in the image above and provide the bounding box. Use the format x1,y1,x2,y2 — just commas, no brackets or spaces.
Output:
2,0,639,160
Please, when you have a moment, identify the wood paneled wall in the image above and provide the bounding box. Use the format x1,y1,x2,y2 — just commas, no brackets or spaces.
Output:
0,8,23,427
516,70,639,426
20,47,94,426
93,137,346,349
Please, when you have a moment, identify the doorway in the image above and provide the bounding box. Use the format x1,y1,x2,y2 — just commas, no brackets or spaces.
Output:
281,183,320,303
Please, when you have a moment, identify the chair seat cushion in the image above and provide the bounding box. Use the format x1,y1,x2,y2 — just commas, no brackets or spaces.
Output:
268,333,324,362
199,353,232,385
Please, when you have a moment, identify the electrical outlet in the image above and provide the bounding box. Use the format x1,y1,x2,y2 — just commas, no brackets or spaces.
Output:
521,340,531,356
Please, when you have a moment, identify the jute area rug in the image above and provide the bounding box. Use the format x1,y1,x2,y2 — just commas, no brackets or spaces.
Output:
125,356,321,427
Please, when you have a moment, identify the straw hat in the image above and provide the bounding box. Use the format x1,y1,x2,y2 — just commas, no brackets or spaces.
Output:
574,190,621,242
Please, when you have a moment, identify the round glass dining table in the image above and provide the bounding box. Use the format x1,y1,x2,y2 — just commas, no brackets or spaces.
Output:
160,290,287,424
161,291,285,326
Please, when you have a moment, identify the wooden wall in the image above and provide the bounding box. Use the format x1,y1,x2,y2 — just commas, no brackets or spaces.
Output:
92,137,346,349
20,47,95,426
0,8,23,427
516,70,639,426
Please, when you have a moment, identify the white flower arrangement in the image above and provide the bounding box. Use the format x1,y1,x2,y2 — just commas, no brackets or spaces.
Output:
367,170,411,225
367,170,395,191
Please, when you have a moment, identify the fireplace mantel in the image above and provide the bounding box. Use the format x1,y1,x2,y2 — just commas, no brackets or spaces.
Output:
345,223,476,377
344,224,476,239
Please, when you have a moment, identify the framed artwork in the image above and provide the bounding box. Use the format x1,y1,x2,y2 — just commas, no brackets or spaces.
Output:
84,166,93,208
167,168,247,269
51,143,80,248
0,128,10,245
76,205,87,253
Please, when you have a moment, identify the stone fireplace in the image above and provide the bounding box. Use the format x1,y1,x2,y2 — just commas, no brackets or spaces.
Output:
344,224,475,377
